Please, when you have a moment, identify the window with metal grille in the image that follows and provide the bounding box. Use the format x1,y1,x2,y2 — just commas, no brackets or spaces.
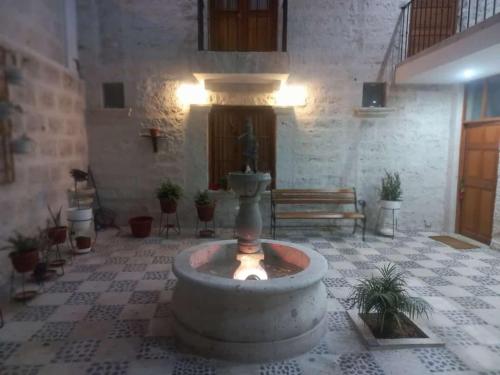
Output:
209,105,276,189
209,0,278,51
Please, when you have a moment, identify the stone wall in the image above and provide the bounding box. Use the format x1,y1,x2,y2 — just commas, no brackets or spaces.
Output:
77,0,461,233
0,6,87,288
0,0,67,66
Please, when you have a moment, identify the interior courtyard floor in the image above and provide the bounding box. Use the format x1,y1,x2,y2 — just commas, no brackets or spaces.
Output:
2,228,500,374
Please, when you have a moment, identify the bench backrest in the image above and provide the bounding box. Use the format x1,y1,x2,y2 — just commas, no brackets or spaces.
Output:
271,188,357,205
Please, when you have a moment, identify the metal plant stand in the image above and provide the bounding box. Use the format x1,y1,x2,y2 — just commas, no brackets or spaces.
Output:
195,217,216,238
376,206,399,239
45,239,67,276
159,211,181,238
10,270,39,302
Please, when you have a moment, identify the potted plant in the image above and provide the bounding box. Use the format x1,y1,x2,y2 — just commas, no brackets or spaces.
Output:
2,232,40,273
156,180,183,214
0,100,22,121
219,175,229,191
195,190,216,222
129,216,154,238
350,264,431,340
378,171,402,236
5,66,22,85
11,134,34,154
47,206,67,245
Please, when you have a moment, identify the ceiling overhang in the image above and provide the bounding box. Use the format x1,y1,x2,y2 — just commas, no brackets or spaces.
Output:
395,13,500,84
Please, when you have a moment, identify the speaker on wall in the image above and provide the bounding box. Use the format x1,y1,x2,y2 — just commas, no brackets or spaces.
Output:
362,82,386,108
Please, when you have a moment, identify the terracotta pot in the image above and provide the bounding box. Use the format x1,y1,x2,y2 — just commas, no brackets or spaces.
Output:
10,249,39,273
197,204,215,222
149,128,160,137
47,226,67,244
76,236,92,249
129,216,153,238
159,198,177,214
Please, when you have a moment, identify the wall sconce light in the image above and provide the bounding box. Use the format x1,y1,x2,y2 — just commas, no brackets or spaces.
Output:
275,83,307,107
177,82,208,106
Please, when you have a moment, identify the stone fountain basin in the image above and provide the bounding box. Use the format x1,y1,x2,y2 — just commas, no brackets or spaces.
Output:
172,239,328,362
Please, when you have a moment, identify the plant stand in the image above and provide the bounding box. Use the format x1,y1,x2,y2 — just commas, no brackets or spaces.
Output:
376,206,399,239
159,211,181,238
196,217,216,238
45,240,67,276
10,270,38,302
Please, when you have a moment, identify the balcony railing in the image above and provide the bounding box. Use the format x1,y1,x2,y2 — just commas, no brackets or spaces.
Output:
197,0,288,52
399,0,499,62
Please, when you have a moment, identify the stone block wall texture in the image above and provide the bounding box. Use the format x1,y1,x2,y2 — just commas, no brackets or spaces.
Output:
0,0,67,66
0,4,87,288
77,0,462,232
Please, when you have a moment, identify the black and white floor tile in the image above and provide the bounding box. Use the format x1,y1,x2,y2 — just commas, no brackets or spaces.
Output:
2,229,500,374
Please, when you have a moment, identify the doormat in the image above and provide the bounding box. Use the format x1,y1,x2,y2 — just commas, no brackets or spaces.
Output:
429,235,479,250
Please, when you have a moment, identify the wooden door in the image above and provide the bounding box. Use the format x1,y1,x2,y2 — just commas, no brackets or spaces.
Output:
209,0,278,51
458,123,500,244
209,105,276,189
408,0,457,57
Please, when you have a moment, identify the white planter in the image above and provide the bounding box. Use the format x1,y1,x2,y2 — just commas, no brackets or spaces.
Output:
380,200,402,210
67,207,93,233
378,200,402,236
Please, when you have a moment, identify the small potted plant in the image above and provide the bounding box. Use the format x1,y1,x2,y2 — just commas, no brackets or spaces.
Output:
0,100,22,121
156,180,183,214
47,206,67,245
195,190,216,222
2,232,40,273
350,264,431,340
5,66,23,85
379,171,402,236
219,175,229,191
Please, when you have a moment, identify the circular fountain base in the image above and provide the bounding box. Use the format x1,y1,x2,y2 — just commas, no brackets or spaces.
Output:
172,240,328,362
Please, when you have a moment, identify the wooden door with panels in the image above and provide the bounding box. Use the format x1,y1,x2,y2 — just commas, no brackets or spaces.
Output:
209,105,276,189
458,122,500,244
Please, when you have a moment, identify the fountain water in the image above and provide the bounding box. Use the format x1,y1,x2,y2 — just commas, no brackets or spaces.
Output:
172,119,327,362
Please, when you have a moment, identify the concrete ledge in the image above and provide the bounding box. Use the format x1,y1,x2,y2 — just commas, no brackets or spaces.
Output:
348,310,444,350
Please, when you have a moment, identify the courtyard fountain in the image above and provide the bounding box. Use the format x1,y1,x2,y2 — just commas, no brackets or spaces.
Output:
172,119,328,362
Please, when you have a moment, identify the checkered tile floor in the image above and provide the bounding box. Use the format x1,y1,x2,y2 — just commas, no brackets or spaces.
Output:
2,229,500,374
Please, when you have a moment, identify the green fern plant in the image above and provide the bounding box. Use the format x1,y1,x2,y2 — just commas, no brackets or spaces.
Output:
195,190,214,206
1,232,39,255
350,263,431,335
156,180,183,201
380,171,402,201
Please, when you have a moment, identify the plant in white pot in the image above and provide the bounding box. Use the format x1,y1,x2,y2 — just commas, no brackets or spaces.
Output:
378,171,402,236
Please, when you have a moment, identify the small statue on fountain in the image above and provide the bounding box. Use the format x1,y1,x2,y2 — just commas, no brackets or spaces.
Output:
238,117,258,173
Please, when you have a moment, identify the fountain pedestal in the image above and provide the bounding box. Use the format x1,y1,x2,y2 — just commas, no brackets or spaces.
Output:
228,172,271,253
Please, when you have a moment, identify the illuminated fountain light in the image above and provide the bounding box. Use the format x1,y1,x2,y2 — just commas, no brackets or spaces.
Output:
233,252,268,281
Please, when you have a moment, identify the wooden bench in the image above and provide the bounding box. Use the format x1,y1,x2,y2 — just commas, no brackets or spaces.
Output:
271,188,366,240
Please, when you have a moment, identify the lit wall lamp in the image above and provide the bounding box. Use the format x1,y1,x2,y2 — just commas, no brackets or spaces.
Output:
177,82,208,106
275,83,307,107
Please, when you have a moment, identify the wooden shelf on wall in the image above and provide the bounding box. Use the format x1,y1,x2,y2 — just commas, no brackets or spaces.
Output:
353,107,396,118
